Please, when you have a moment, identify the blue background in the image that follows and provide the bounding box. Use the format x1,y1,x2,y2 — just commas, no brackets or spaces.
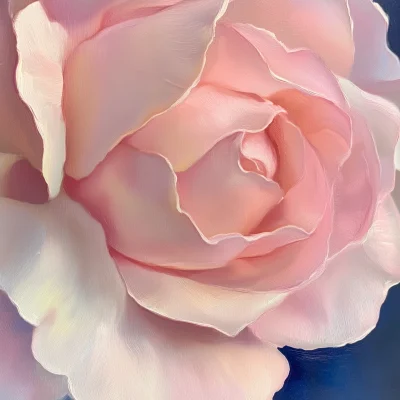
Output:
275,1,400,398
62,2,400,400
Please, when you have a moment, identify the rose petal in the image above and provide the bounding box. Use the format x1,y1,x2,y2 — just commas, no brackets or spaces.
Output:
328,94,382,256
201,23,346,109
0,194,288,400
118,254,287,336
0,291,68,400
39,0,179,28
340,78,400,195
270,89,352,182
232,23,346,108
116,207,331,336
177,134,283,237
0,1,42,169
224,0,354,77
68,144,248,269
64,0,229,179
13,2,67,198
63,298,289,400
251,196,400,349
126,84,284,172
349,0,400,84
257,116,330,236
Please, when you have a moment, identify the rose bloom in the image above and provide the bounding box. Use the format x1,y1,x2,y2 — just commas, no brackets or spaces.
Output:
1,0,400,399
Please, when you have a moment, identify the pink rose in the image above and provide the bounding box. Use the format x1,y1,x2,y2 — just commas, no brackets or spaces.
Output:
1,0,400,399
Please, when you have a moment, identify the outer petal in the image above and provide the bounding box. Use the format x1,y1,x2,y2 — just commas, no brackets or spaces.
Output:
251,196,400,349
126,84,285,172
118,255,286,337
0,291,68,400
349,0,400,84
64,0,229,178
0,194,289,400
13,2,67,198
65,299,289,400
0,0,42,170
339,78,400,195
347,0,400,159
328,79,396,255
117,201,332,336
202,23,346,109
223,0,354,77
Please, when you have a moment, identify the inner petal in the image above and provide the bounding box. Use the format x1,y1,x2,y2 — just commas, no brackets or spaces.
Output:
241,130,278,179
177,134,282,237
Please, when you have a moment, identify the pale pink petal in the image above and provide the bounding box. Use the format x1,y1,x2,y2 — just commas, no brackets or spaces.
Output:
187,202,332,293
201,24,286,97
224,0,354,77
0,194,289,400
349,0,400,84
0,193,125,382
0,291,68,400
126,84,284,172
0,1,42,169
177,134,283,236
232,23,346,108
241,131,278,179
64,0,229,179
270,90,352,181
251,196,400,349
202,23,346,108
328,97,382,256
14,2,67,198
63,299,289,400
118,255,287,336
257,116,330,236
340,78,400,195
68,144,272,269
39,0,179,29
347,1,400,139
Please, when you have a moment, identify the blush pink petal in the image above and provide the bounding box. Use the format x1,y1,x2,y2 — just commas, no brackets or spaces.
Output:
347,0,400,166
0,193,289,400
13,2,67,198
185,200,333,294
328,101,382,256
118,255,287,336
177,134,283,237
258,116,330,235
39,0,180,28
126,84,285,172
223,0,354,77
0,1,42,170
70,143,294,269
201,24,286,97
270,90,352,182
232,23,347,109
340,78,400,195
202,23,346,109
0,291,68,400
64,0,229,179
121,208,331,334
251,196,400,349
349,0,400,84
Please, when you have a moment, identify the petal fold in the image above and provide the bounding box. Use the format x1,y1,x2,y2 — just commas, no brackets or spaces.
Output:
64,0,229,178
251,196,400,349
